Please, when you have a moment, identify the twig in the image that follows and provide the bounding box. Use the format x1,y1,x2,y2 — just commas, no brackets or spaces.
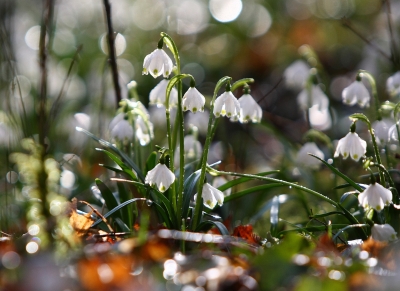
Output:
49,44,83,122
257,77,282,104
103,0,121,109
383,0,400,68
38,0,54,147
341,17,392,62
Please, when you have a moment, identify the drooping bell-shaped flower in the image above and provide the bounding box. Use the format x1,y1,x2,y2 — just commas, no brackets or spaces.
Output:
342,80,370,108
142,41,174,78
149,79,178,108
195,183,224,209
371,224,397,242
213,84,240,118
182,84,205,113
388,122,400,143
236,86,262,123
283,60,310,90
372,118,394,145
386,71,400,98
296,142,324,170
109,113,134,141
334,130,367,162
297,84,329,111
145,163,175,193
358,182,392,212
308,105,332,131
212,176,231,197
135,115,154,146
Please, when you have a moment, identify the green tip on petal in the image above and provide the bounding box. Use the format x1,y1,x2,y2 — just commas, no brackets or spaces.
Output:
206,200,212,207
193,107,197,112
353,154,358,159
376,205,381,211
160,185,166,192
153,69,158,75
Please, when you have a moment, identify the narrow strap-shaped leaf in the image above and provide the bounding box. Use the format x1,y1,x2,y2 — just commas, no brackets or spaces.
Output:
309,154,363,192
117,182,133,230
100,164,124,174
278,223,349,236
91,198,146,227
95,179,121,220
195,220,230,236
150,189,177,227
340,191,358,204
182,169,202,219
96,148,137,180
224,184,283,203
145,151,157,174
217,171,280,192
75,127,144,181
114,217,130,232
251,194,290,222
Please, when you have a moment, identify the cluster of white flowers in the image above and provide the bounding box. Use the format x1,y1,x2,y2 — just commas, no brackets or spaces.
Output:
142,44,259,209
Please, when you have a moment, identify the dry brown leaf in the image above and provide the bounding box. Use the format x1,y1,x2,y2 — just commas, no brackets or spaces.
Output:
69,209,95,237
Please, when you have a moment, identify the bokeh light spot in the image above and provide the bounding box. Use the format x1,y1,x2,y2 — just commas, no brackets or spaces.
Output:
2,251,21,269
209,0,243,23
26,241,39,254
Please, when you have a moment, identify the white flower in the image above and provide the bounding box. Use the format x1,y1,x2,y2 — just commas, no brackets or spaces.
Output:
342,80,370,107
297,85,329,111
372,118,394,145
296,142,324,170
109,113,134,140
213,91,240,118
174,135,202,167
145,163,175,193
142,48,173,78
182,87,205,113
371,224,397,242
388,123,400,143
386,71,400,98
334,132,367,161
135,116,154,146
308,105,332,131
149,79,178,108
358,182,392,212
212,176,231,197
236,94,262,123
195,183,224,209
283,60,310,90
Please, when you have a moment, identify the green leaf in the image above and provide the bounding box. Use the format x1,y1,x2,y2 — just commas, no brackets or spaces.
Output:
114,217,130,232
75,127,144,181
91,198,147,227
95,178,121,220
196,220,230,236
182,169,202,219
217,170,280,192
96,148,137,180
149,189,177,227
117,182,133,230
340,191,358,204
309,154,363,192
224,184,283,203
231,78,254,92
145,151,157,175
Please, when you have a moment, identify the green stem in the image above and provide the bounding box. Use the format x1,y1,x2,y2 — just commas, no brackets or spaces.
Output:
191,76,232,230
177,80,184,226
358,70,381,120
350,113,385,186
